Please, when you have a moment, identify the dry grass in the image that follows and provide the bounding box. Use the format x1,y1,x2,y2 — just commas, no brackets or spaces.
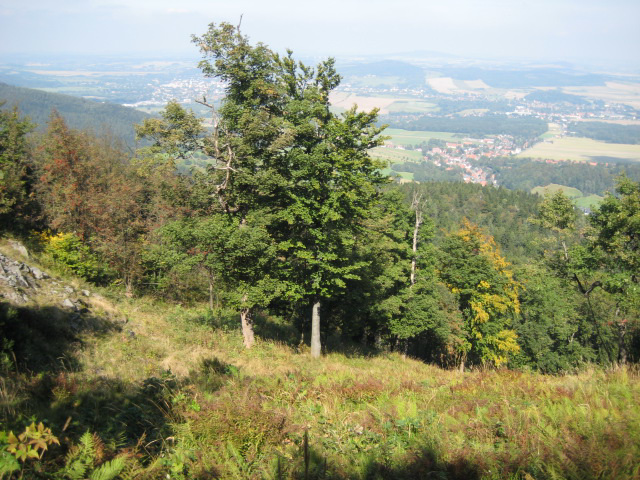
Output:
518,136,640,162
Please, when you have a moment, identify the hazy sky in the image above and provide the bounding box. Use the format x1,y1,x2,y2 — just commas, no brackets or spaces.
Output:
1,0,639,68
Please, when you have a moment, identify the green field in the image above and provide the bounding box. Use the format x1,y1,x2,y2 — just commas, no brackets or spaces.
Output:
539,122,563,140
519,136,640,162
531,183,583,198
574,194,605,208
383,128,459,146
379,167,414,181
386,100,439,114
531,184,604,208
370,146,423,164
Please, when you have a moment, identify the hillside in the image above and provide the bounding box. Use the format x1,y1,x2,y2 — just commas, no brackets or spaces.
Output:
0,82,150,147
1,241,639,479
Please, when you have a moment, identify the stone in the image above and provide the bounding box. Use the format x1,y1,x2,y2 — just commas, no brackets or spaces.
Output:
30,267,47,280
62,298,76,309
14,273,30,289
8,241,29,258
81,290,90,297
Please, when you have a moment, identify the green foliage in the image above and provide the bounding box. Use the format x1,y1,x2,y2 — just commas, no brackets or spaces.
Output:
513,264,592,372
478,156,640,196
568,121,640,144
388,114,548,140
524,89,590,105
0,82,150,147
0,103,33,228
43,232,112,284
439,221,522,367
533,189,578,232
0,422,59,478
56,432,127,480
135,100,204,161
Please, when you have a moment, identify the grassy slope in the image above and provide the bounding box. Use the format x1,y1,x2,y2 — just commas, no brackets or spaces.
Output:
2,240,639,479
531,184,604,208
384,128,458,146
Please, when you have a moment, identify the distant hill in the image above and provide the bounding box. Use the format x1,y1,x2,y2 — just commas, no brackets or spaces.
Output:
0,82,151,147
339,60,426,87
524,89,589,105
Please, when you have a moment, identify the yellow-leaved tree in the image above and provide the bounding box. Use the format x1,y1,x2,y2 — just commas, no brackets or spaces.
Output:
439,220,521,370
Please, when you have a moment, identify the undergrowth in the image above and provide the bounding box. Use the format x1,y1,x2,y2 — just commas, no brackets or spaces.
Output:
1,238,639,479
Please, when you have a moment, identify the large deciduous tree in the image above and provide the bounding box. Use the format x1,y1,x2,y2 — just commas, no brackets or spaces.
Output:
191,22,387,356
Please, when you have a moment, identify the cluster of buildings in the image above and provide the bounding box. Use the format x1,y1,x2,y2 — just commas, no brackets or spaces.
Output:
386,135,526,186
123,77,225,109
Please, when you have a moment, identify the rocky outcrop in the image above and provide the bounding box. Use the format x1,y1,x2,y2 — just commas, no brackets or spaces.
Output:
0,250,86,312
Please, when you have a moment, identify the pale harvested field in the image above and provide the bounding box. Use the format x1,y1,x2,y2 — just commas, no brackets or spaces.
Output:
464,79,491,90
329,92,396,114
427,77,458,94
564,82,640,109
427,77,490,95
573,118,640,126
518,136,640,162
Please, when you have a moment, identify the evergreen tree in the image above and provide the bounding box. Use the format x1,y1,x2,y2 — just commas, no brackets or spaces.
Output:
0,104,34,229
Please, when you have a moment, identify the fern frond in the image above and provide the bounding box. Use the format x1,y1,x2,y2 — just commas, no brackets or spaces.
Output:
89,457,126,480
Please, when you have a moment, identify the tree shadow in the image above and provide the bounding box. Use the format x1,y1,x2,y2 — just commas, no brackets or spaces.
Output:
285,443,482,480
0,300,179,457
0,301,120,373
253,311,302,347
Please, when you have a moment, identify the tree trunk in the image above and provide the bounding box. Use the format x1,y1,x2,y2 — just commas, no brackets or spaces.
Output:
616,307,627,365
208,273,215,311
459,359,465,373
240,307,255,348
125,274,134,298
310,301,321,358
401,338,409,360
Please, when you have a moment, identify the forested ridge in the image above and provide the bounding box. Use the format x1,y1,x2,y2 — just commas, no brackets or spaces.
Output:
0,82,150,147
1,22,639,480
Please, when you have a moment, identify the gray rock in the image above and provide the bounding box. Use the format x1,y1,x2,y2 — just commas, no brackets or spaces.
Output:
81,289,90,297
62,298,76,309
64,286,74,294
14,273,30,289
30,267,47,280
8,241,29,258
4,290,26,304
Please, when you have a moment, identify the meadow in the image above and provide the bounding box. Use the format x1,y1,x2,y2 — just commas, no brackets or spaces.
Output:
369,145,423,165
530,184,604,209
383,128,459,146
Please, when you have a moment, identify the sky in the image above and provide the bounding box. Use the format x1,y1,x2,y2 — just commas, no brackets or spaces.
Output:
1,0,639,69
